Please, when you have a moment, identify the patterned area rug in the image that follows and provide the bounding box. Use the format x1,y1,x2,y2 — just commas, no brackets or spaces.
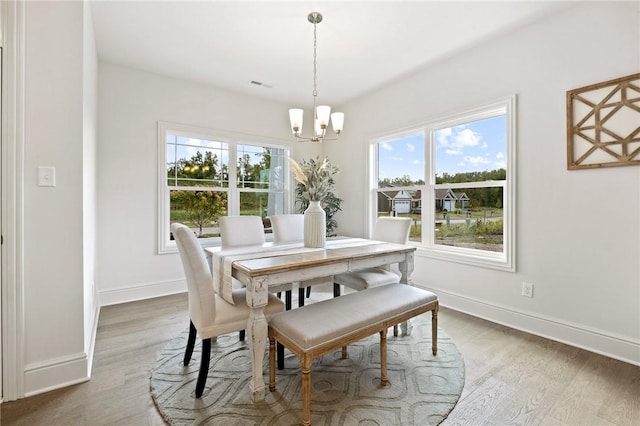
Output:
151,314,464,425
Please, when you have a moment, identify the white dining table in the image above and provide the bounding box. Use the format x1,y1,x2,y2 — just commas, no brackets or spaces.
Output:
205,238,416,402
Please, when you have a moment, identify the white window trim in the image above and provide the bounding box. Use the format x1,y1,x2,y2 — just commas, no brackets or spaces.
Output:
369,95,516,271
157,121,292,254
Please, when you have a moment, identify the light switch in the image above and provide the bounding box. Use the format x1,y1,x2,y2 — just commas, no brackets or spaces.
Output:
37,166,56,187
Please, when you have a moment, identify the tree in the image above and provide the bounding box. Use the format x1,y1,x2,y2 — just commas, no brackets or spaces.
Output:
171,190,224,236
378,175,425,186
168,150,226,235
167,150,222,186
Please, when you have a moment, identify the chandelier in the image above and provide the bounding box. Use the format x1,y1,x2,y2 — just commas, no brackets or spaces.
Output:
289,12,344,143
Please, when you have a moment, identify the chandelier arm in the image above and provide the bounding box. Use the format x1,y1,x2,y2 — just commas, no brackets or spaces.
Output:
294,135,340,143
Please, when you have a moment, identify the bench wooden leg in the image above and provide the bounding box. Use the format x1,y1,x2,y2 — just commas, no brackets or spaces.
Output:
380,329,388,386
432,305,439,356
301,355,313,426
269,337,276,391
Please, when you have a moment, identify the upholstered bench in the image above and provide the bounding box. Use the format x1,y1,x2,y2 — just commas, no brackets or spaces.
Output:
267,283,439,426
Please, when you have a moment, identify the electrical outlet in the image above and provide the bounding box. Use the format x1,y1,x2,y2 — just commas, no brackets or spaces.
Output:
522,282,533,298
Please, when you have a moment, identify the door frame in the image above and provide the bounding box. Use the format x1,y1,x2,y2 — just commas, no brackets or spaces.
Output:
1,0,25,401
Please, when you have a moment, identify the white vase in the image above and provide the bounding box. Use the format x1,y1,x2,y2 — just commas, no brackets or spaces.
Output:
304,200,326,248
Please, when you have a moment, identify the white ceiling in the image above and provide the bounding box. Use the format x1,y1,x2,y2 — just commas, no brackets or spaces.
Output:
90,1,573,109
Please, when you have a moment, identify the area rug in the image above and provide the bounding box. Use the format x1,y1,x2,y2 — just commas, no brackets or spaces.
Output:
150,315,465,425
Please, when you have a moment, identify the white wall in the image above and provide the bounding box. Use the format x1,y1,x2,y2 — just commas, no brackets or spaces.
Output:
326,1,640,364
97,64,296,304
22,0,96,395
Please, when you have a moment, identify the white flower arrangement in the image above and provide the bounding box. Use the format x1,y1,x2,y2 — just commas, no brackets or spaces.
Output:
288,156,339,202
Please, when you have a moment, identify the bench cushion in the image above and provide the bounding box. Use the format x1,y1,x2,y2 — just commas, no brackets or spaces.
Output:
269,283,438,352
334,267,400,291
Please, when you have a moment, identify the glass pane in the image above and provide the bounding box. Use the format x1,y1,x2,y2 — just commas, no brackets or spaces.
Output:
434,186,503,252
240,191,283,217
376,189,422,242
434,114,506,180
378,134,425,186
169,189,227,238
237,145,274,189
167,134,229,187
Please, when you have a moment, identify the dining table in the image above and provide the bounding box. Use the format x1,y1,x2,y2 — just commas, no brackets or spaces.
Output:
205,237,416,402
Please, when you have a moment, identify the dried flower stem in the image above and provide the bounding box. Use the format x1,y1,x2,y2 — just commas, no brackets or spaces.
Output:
288,156,339,202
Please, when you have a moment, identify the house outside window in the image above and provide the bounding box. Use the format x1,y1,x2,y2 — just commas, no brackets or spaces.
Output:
371,96,516,270
158,122,290,253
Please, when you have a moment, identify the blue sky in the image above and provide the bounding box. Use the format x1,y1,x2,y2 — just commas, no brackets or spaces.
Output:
378,114,506,182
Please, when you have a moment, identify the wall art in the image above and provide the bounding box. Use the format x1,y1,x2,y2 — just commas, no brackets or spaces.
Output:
567,73,640,170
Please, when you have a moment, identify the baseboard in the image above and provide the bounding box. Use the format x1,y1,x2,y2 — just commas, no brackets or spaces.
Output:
24,353,89,397
99,279,186,306
424,286,640,366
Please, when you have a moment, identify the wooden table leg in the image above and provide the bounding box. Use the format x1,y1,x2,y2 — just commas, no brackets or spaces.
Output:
398,252,415,336
246,277,269,402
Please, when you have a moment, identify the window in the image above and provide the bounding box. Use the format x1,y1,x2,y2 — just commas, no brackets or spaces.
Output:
371,96,516,270
158,122,290,253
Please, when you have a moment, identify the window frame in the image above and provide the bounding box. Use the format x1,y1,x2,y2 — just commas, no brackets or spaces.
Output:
369,96,516,271
158,121,292,254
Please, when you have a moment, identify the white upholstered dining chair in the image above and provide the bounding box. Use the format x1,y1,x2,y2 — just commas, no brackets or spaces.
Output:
333,216,412,296
219,215,269,340
171,222,285,398
270,214,302,308
219,215,293,341
220,215,294,295
271,214,304,244
219,215,266,249
270,214,324,305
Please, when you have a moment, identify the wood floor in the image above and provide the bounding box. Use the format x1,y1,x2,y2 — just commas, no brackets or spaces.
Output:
2,286,639,425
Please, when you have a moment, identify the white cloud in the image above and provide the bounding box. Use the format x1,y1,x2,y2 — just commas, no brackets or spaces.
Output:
462,155,491,166
381,142,393,151
436,128,453,147
406,143,415,152
496,152,504,159
455,128,481,148
437,126,481,156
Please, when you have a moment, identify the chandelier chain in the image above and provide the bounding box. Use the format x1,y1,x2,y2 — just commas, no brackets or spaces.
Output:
312,20,318,101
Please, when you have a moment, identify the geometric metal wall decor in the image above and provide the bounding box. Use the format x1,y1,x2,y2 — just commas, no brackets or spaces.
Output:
566,73,640,170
